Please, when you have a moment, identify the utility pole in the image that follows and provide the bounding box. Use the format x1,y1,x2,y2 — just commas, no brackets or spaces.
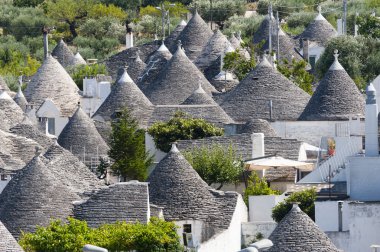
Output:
276,11,280,63
343,0,347,35
268,3,273,65
210,0,213,30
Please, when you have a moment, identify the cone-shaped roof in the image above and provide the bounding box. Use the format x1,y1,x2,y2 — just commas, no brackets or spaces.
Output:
43,142,103,193
148,145,238,241
299,51,364,120
253,14,276,44
0,220,24,252
181,85,216,105
267,204,340,252
195,29,233,80
0,76,10,92
229,33,242,49
0,91,24,131
165,20,187,53
221,57,310,122
138,41,173,91
144,43,217,105
74,181,149,228
14,84,28,111
73,52,87,65
58,106,110,157
51,39,76,68
299,11,337,46
0,155,80,238
239,119,278,136
24,55,80,117
93,70,154,128
116,52,146,84
177,10,213,61
10,116,54,149
262,28,303,63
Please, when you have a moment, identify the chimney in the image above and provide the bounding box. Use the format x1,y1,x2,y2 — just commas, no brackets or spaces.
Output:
365,83,379,156
42,27,49,60
302,39,309,62
126,23,134,49
251,133,265,158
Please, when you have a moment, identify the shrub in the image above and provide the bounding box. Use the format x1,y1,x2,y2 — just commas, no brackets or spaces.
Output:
243,172,280,205
183,144,243,189
148,111,224,153
69,64,107,90
223,14,264,41
271,188,316,222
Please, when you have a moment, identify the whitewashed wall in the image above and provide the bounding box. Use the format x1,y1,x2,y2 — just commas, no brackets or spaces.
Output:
249,195,286,222
241,222,277,245
36,99,69,136
315,201,349,232
198,195,248,252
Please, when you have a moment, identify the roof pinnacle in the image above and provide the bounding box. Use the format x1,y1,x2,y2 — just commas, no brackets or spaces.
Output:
329,49,344,71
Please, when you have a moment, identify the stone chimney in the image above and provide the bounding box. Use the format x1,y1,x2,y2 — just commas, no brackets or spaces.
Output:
251,133,265,158
42,27,49,60
365,83,379,156
302,39,309,62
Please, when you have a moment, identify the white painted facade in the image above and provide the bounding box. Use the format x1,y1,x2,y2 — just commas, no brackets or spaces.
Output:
248,195,286,222
81,77,111,117
36,99,69,137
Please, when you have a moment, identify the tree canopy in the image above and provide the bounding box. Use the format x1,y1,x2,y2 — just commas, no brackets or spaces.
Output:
183,144,243,189
108,108,153,181
243,172,280,205
147,111,224,153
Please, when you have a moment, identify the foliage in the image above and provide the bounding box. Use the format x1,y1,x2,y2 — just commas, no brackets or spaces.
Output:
73,36,120,60
183,144,243,190
243,172,280,205
272,188,316,223
69,64,107,90
78,16,125,42
140,2,188,18
101,0,141,11
19,217,181,252
357,14,380,39
315,35,380,91
282,12,315,35
277,59,314,95
108,108,153,181
223,15,264,41
97,156,110,178
257,0,324,18
223,45,256,81
148,111,224,153
88,3,127,21
13,0,44,7
189,0,246,26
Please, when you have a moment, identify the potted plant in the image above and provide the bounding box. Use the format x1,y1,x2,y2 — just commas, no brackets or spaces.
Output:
327,138,336,156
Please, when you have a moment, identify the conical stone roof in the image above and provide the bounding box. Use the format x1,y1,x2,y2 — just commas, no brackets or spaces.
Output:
14,84,28,111
239,119,278,136
0,76,10,92
148,145,238,241
144,43,217,105
0,91,24,131
181,85,216,105
177,10,213,61
195,29,233,80
253,14,276,44
221,57,310,122
267,204,340,252
116,52,146,84
0,155,80,238
24,55,80,117
262,28,303,63
0,220,24,252
165,20,187,53
299,52,364,120
139,41,172,91
10,117,54,149
51,39,76,68
73,181,149,228
93,70,154,128
73,52,87,65
43,142,103,193
58,106,110,157
299,10,337,47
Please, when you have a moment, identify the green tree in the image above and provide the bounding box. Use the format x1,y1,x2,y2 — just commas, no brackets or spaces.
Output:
13,0,44,7
277,59,314,95
223,45,257,81
69,64,107,90
357,14,380,39
101,0,141,11
108,108,153,181
19,217,181,252
271,188,316,222
183,144,243,190
147,111,224,152
243,172,280,205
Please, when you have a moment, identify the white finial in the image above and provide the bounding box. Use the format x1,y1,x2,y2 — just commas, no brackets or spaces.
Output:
194,83,205,94
318,5,322,14
259,54,273,68
154,34,158,41
0,91,12,100
35,146,42,157
157,40,169,52
329,49,344,71
179,20,187,26
119,68,133,83
315,6,326,21
177,40,182,49
170,143,179,153
53,138,59,146
291,202,301,212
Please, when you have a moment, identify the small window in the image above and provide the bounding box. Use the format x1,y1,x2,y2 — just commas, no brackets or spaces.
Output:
1,174,7,181
183,224,192,233
48,118,55,135
309,56,316,69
